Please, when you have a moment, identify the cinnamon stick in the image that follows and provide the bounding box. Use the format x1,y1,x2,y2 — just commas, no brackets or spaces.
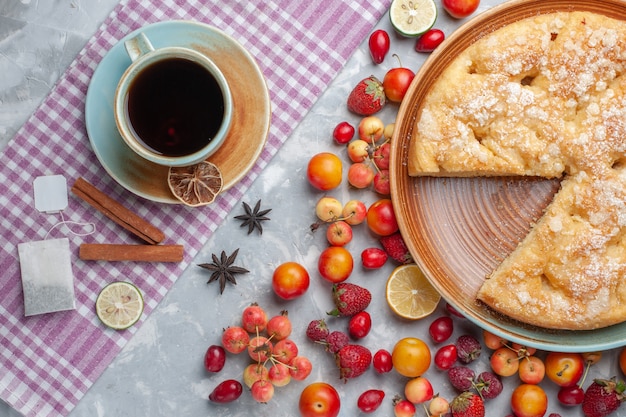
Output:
79,244,184,262
71,177,165,244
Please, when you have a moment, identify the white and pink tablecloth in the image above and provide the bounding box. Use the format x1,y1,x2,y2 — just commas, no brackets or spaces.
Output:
0,1,390,415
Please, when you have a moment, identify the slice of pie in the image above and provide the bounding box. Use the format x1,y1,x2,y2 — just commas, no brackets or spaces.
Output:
477,169,626,330
408,11,626,330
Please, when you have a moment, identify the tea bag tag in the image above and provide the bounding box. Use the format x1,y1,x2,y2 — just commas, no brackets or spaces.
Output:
18,238,76,316
33,175,95,239
34,175,68,213
21,176,81,316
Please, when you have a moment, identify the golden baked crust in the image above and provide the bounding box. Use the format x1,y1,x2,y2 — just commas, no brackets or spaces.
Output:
408,11,626,330
477,170,626,330
409,11,626,178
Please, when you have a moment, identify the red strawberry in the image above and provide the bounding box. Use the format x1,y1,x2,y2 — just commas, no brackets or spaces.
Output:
450,392,485,417
456,334,482,364
335,344,372,380
379,232,414,264
448,366,475,392
475,371,503,400
327,283,372,317
347,76,386,115
305,319,329,342
325,330,350,354
582,378,626,417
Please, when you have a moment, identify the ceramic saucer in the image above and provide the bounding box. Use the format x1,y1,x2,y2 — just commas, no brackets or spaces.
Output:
85,20,271,204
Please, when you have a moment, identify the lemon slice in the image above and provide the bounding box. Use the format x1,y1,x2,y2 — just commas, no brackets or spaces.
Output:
389,0,438,37
96,281,144,330
168,161,223,207
386,264,441,320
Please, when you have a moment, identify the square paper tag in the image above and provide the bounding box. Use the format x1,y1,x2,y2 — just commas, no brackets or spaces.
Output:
33,175,68,213
18,238,76,316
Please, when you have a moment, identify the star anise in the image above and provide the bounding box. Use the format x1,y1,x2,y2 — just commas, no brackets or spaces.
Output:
198,249,249,294
234,200,271,235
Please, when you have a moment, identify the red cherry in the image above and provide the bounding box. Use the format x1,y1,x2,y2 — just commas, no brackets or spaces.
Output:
382,65,415,103
557,385,585,406
393,398,416,417
373,349,393,374
332,121,355,144
429,316,454,343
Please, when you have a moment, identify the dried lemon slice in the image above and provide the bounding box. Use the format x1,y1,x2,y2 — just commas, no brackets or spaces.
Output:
96,281,144,330
168,161,223,207
386,264,441,320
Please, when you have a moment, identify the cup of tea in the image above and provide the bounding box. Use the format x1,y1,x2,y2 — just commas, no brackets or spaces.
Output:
114,32,232,167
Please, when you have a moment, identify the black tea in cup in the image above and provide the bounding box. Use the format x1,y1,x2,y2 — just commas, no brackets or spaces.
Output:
125,57,225,157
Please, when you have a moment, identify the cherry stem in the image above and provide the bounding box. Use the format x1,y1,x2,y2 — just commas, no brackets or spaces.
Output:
309,210,357,232
264,355,296,370
578,361,592,388
556,363,569,377
393,53,403,68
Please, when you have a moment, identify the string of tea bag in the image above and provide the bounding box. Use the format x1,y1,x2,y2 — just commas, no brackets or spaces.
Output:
19,175,94,316
44,210,95,240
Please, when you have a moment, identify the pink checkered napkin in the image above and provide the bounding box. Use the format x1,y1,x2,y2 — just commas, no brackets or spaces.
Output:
0,0,390,416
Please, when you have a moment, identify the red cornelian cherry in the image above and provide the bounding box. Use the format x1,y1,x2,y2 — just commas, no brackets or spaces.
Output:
368,29,390,64
446,302,465,318
361,247,388,269
415,28,445,53
434,344,458,371
429,316,454,343
204,345,226,373
357,389,385,413
373,349,393,374
209,379,243,403
348,311,372,339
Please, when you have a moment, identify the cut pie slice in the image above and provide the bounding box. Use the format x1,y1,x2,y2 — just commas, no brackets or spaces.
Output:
477,169,626,330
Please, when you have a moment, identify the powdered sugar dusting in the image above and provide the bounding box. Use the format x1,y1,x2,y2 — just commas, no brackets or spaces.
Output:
410,11,626,330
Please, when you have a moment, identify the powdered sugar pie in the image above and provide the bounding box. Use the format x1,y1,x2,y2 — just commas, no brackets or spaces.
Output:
408,11,626,330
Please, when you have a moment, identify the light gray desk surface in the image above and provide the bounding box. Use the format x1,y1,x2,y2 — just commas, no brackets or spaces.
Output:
0,1,622,416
